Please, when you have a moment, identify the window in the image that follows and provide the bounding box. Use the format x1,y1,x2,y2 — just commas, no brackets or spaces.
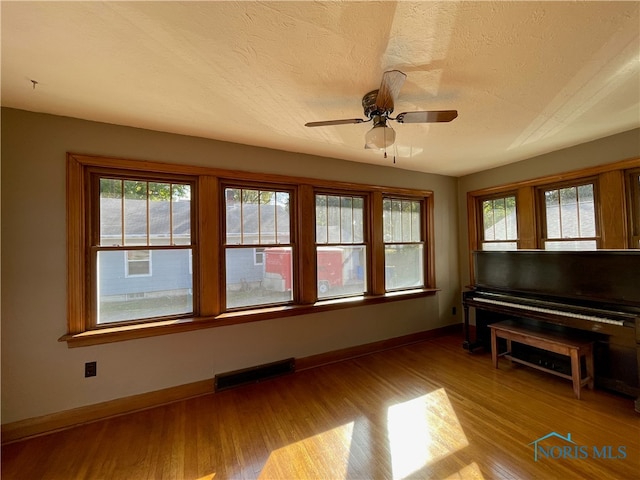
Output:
383,197,424,291
254,248,265,265
539,182,598,250
125,250,151,277
315,193,367,299
626,168,640,249
95,176,194,325
65,154,436,346
479,195,518,250
224,186,293,309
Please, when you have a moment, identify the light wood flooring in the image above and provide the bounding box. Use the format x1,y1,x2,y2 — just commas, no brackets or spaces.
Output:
2,333,639,479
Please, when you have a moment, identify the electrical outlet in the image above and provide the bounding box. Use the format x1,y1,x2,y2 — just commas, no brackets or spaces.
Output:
85,361,97,377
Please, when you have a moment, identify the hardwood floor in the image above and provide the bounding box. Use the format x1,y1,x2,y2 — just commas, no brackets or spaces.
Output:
2,333,639,479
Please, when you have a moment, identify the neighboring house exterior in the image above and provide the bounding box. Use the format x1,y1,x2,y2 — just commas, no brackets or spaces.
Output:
99,197,193,299
99,197,368,307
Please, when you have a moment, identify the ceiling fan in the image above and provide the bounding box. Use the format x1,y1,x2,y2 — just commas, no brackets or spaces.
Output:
305,70,457,150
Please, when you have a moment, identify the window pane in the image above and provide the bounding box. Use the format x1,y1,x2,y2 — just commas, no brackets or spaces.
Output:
383,198,393,242
317,246,367,299
124,180,148,246
544,240,597,251
102,180,191,247
315,194,328,243
254,247,265,265
100,178,122,246
327,195,341,243
545,190,561,239
225,188,241,244
482,242,518,251
391,199,402,242
383,199,422,244
126,250,151,276
482,196,517,244
242,189,260,245
172,184,191,245
353,197,364,243
226,188,290,246
410,201,421,242
505,197,517,240
482,199,496,241
315,194,364,245
383,197,424,291
97,249,193,324
149,182,171,246
385,245,424,290
226,247,293,309
341,197,353,242
544,184,596,242
559,187,579,238
260,199,276,244
274,191,290,244
577,184,595,237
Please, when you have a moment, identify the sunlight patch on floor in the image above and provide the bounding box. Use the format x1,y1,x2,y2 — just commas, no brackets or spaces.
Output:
387,388,469,480
445,462,485,479
259,421,355,479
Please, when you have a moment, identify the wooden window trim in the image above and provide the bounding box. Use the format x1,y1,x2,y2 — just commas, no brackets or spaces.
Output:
220,181,297,311
536,177,600,248
313,190,370,301
63,153,436,347
475,191,518,248
466,157,640,283
382,195,431,292
625,167,640,248
87,170,198,329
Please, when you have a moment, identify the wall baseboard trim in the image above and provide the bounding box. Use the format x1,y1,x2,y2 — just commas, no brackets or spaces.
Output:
1,323,462,444
1,379,215,445
296,323,462,371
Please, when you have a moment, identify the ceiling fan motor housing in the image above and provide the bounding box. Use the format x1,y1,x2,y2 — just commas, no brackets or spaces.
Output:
362,90,392,119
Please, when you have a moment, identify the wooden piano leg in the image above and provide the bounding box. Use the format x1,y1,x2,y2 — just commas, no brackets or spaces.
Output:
570,348,581,400
491,328,498,369
462,304,471,350
585,344,594,390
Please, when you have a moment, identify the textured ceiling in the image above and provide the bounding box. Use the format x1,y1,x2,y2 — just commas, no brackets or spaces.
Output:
2,1,639,176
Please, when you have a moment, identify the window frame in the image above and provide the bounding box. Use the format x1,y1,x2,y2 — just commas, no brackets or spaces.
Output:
536,178,600,250
124,250,152,278
87,167,198,329
221,181,297,311
626,168,640,249
475,192,519,250
466,157,640,284
313,189,370,301
64,154,436,347
382,195,428,292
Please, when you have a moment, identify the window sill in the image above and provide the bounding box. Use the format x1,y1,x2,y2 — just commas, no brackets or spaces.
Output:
60,289,438,347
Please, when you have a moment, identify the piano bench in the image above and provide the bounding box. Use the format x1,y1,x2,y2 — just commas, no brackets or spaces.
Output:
489,320,594,400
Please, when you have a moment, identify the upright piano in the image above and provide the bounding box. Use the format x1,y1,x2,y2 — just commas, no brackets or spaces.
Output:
463,250,640,412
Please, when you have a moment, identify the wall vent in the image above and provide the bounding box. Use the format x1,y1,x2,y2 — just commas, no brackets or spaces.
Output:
214,358,295,392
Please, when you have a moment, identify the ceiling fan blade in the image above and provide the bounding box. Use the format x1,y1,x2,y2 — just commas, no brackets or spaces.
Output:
305,118,366,127
395,110,458,123
375,70,407,112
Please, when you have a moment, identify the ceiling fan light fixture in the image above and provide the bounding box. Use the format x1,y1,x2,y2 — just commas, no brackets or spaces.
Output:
365,124,395,150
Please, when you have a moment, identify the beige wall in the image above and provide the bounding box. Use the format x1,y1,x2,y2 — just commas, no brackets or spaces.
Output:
1,108,461,424
457,128,640,289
